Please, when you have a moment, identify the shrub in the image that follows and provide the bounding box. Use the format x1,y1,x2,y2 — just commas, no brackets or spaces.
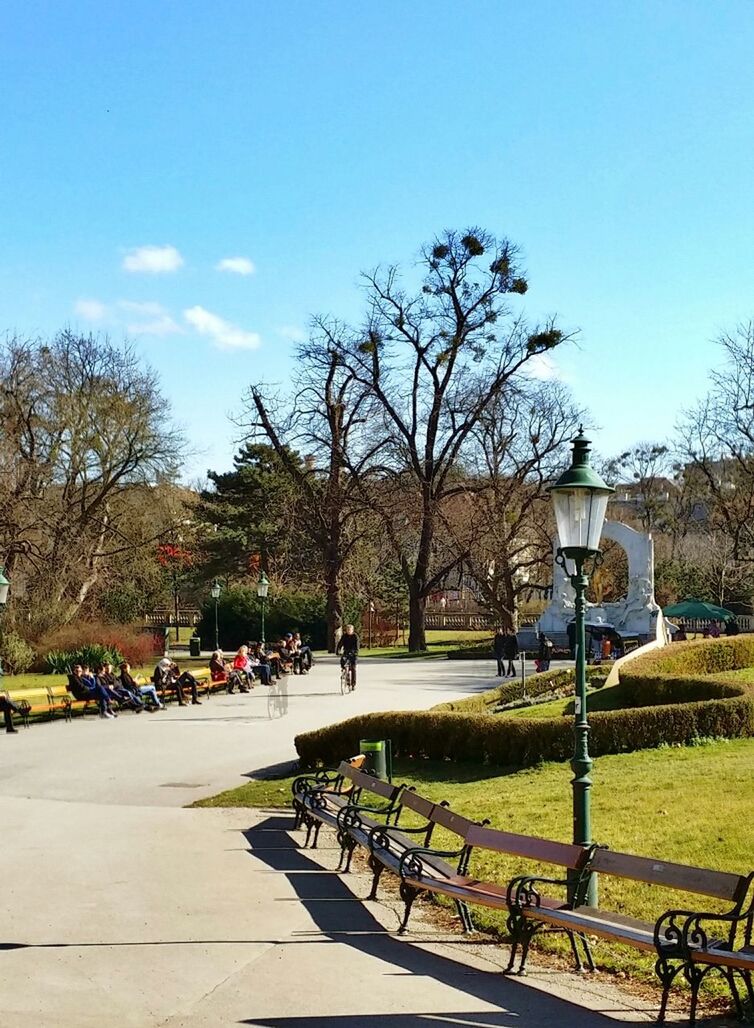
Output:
1,631,36,674
294,693,754,770
35,622,156,672
45,643,124,674
197,588,329,651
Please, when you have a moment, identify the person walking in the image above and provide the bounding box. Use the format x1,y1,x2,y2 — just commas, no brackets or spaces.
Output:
536,632,553,672
503,629,519,678
492,628,506,677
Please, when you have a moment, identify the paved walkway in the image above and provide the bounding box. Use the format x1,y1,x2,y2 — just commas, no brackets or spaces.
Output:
0,658,674,1026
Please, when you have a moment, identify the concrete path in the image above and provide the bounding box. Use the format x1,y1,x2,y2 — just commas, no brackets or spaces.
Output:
0,658,677,1026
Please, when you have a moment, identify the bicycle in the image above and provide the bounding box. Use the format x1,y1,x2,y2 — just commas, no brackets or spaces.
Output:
340,656,356,694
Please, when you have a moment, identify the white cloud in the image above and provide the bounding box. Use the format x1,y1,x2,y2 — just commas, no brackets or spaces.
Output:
526,353,564,381
279,325,306,343
216,256,256,276
74,298,108,322
117,300,181,336
183,305,261,350
122,245,184,273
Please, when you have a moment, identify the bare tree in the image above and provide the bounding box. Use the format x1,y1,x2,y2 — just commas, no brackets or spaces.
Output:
456,381,583,629
0,331,183,630
329,228,571,650
245,337,372,650
678,322,754,561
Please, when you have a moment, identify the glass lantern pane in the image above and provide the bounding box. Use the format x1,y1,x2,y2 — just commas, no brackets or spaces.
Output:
0,582,9,605
552,488,611,551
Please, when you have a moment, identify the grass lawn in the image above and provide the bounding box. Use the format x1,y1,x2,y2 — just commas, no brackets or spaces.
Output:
360,628,490,659
194,737,754,995
502,681,630,719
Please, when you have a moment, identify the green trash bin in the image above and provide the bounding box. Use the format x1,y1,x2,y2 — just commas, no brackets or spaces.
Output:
360,739,391,781
189,634,201,658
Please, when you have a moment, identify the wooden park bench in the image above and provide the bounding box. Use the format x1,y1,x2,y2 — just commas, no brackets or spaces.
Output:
505,840,754,1025
291,755,366,830
397,821,589,939
291,759,402,852
368,793,485,932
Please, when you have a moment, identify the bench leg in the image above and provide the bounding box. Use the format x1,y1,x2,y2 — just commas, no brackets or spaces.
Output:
311,820,323,850
722,967,744,1021
367,854,385,900
516,920,540,975
398,881,419,934
455,899,474,933
504,911,523,974
742,969,754,1013
655,953,684,1024
343,838,357,873
567,930,585,971
303,813,315,848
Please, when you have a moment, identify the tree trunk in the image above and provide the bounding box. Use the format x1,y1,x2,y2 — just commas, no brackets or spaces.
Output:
408,589,426,651
325,550,343,652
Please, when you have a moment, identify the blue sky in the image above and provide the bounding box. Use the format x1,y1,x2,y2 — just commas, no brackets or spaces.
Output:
2,1,752,478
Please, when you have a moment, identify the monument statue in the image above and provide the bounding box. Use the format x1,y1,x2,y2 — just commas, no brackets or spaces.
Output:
537,521,660,642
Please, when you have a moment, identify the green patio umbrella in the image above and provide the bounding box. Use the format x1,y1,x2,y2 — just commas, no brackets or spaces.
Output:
662,599,736,621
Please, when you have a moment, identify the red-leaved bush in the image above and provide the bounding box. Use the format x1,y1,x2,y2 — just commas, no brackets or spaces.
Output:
34,621,157,671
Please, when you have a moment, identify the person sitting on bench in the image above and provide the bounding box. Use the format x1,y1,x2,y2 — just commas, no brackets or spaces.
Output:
230,647,253,692
244,641,271,685
210,650,229,683
99,661,144,711
118,662,163,710
0,695,21,734
154,659,202,706
292,632,312,672
68,663,117,718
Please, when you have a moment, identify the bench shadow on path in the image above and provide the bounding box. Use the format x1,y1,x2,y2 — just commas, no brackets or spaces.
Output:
240,815,648,1028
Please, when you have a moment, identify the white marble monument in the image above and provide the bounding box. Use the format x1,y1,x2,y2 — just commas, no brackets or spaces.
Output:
537,521,661,640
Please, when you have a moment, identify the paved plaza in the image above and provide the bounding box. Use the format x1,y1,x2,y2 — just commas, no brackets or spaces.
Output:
0,658,670,1026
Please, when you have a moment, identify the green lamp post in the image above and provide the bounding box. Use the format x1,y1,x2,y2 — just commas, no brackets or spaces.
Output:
0,566,10,678
257,571,269,645
210,580,221,651
548,430,613,904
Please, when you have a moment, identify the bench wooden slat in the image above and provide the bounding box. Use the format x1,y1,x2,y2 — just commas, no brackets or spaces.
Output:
400,791,435,819
467,825,588,869
427,804,475,837
529,905,657,950
692,945,754,970
345,767,399,800
589,848,747,900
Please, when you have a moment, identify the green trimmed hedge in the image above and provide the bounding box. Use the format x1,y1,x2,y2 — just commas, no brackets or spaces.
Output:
294,695,754,769
293,639,754,769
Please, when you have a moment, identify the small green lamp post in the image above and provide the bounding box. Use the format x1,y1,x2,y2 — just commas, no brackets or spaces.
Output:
257,571,269,645
0,566,10,678
210,580,221,651
548,430,613,904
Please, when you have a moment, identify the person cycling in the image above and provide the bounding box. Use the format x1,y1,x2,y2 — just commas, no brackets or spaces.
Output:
336,624,359,688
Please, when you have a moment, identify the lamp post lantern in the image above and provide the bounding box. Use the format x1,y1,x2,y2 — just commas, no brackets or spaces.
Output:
0,566,9,679
257,571,269,645
211,580,221,651
548,429,613,904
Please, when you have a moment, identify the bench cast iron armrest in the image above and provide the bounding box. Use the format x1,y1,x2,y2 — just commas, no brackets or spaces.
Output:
336,799,400,833
292,769,342,796
655,906,750,955
506,873,572,910
398,844,467,881
368,822,432,853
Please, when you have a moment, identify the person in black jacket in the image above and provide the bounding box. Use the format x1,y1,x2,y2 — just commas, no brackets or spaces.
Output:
68,664,116,718
503,629,519,677
0,695,21,733
336,625,359,687
492,628,506,676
